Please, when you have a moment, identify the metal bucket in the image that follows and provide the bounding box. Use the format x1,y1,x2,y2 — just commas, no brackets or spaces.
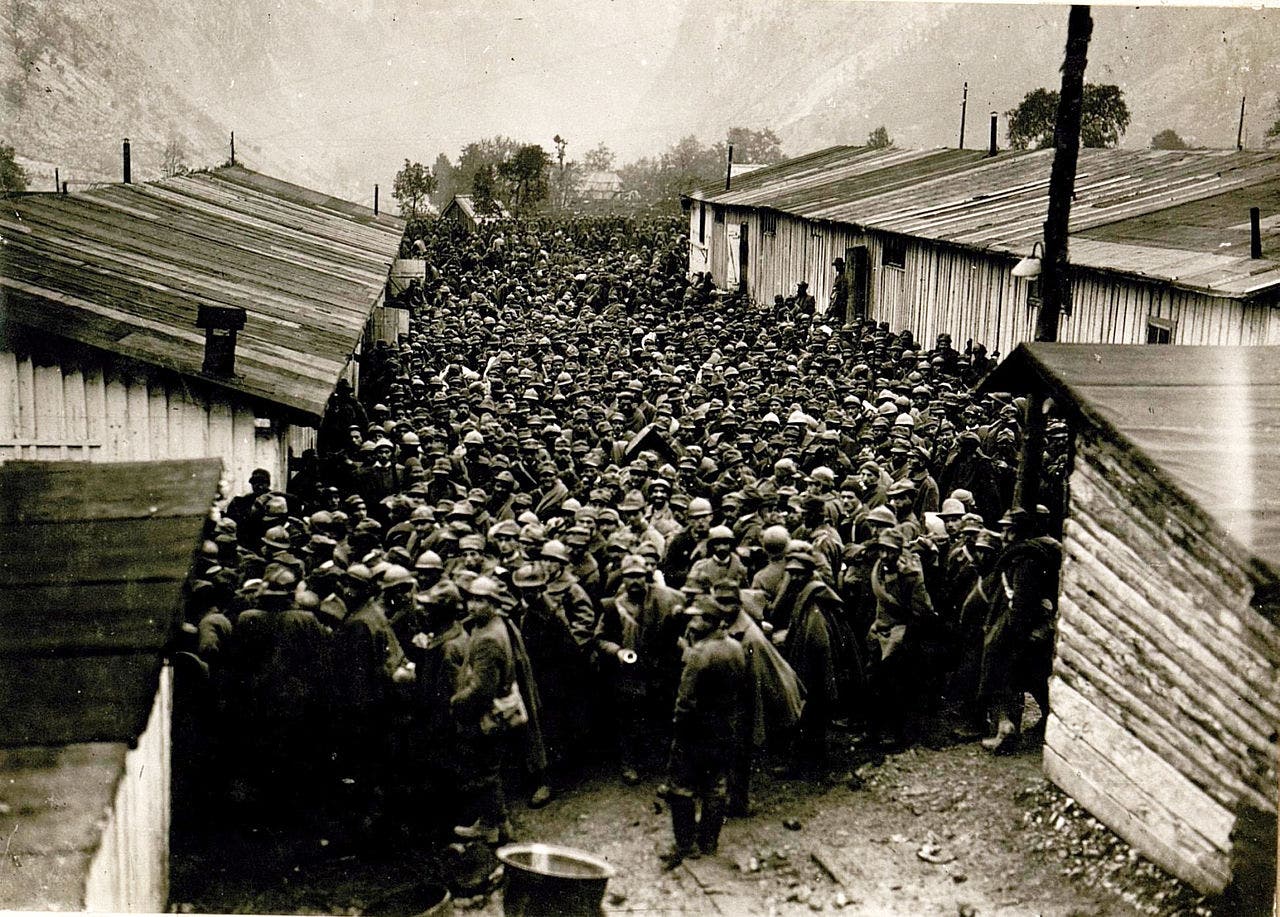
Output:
362,880,452,917
496,843,616,916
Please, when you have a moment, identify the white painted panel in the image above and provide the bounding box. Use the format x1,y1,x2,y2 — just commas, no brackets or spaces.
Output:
0,350,18,444
84,667,171,912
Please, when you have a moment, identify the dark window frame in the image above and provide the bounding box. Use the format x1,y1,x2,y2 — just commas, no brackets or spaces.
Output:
1146,316,1175,345
881,236,906,269
760,210,778,236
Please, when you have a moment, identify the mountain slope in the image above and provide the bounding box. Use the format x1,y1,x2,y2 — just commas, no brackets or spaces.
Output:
632,3,1280,156
4,2,1278,201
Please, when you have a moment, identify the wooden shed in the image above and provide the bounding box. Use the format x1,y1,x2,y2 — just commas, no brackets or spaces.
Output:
983,344,1280,902
686,147,1280,356
440,194,509,233
0,458,222,911
0,166,405,494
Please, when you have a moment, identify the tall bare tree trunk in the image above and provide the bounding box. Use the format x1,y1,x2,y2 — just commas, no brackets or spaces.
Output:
1035,5,1092,342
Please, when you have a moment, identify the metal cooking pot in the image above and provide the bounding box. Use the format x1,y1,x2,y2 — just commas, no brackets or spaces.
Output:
496,843,616,916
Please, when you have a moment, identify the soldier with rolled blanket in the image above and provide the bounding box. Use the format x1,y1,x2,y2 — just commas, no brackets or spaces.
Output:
769,541,863,778
723,581,805,816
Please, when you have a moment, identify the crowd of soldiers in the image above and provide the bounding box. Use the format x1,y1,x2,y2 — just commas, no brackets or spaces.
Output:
178,214,1067,869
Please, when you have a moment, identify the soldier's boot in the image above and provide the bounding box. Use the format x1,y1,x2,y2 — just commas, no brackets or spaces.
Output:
659,794,698,870
698,797,726,856
981,715,1018,755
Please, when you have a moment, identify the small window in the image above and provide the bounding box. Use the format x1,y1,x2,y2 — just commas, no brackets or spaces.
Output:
1026,277,1043,310
881,236,906,269
714,209,725,224
698,203,706,244
761,211,777,236
1146,317,1175,345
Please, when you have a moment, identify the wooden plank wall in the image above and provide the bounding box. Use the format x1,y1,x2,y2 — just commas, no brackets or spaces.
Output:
369,304,410,344
0,345,289,495
1045,429,1280,894
709,208,728,288
84,666,171,913
692,206,1280,350
736,211,860,313
388,258,426,297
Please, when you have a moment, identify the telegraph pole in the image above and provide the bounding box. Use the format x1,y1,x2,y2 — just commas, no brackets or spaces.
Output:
553,134,568,209
1034,5,1092,343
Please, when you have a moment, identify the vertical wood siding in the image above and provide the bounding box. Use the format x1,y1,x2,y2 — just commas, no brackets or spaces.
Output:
687,209,1280,350
1045,431,1280,894
369,305,410,344
0,345,293,495
84,666,172,913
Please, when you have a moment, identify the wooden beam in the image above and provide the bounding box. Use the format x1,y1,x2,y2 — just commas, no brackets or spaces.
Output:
1035,5,1093,341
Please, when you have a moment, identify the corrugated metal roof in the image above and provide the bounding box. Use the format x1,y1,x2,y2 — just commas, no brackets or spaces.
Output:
692,146,1280,298
982,344,1280,584
0,458,222,747
0,166,405,420
690,146,990,211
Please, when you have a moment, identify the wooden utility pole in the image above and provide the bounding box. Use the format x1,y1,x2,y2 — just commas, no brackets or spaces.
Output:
959,81,968,149
553,134,567,209
1034,4,1093,343
1237,96,1247,151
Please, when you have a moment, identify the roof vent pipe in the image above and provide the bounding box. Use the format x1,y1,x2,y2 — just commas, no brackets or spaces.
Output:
725,143,734,191
196,305,247,377
123,138,131,184
988,113,998,157
1251,207,1262,259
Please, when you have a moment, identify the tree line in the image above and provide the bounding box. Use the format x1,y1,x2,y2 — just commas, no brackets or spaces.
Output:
392,127,787,219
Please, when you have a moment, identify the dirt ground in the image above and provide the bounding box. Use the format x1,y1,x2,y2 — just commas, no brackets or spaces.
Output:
173,728,1209,916
471,742,1140,917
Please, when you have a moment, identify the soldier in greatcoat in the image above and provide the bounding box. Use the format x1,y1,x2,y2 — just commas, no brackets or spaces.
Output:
660,597,746,869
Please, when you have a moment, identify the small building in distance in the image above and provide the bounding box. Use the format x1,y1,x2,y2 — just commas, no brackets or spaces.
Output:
0,165,405,493
0,458,222,912
574,170,626,202
983,344,1280,904
686,147,1280,356
440,193,510,233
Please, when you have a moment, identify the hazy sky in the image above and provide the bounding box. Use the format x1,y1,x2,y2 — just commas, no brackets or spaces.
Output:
236,0,695,182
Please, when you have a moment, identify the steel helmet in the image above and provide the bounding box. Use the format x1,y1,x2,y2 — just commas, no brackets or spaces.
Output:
464,575,502,599
541,539,572,564
707,525,735,544
379,565,416,592
414,550,443,571
261,526,292,551
761,525,791,553
686,497,714,519
261,566,298,596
